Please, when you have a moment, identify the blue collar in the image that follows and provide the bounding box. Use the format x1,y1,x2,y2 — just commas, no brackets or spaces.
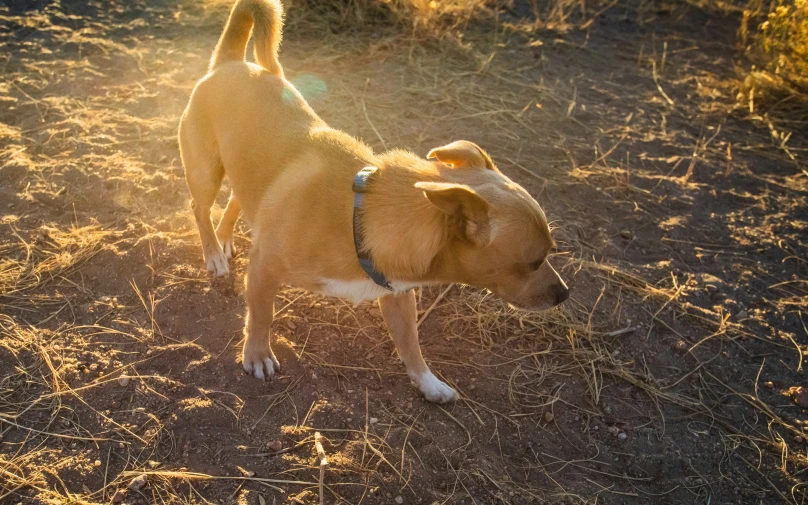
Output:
352,166,393,291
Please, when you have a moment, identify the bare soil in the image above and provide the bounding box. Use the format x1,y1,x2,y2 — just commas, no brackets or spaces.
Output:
1,1,807,504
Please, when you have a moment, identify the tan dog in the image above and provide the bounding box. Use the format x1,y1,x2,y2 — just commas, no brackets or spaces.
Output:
179,0,569,403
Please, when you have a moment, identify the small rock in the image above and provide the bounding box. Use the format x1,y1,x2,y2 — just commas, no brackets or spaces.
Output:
786,386,808,408
619,230,633,240
395,496,404,504
544,412,554,423
118,376,130,387
735,310,748,320
147,460,161,469
618,432,627,441
795,436,804,444
369,417,378,425
763,381,774,388
127,474,147,491
286,320,297,330
111,489,127,503
674,340,688,352
94,459,102,467
267,440,283,452
608,425,620,436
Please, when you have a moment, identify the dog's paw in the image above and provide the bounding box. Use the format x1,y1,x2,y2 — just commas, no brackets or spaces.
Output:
205,248,229,277
416,371,459,404
242,347,280,381
221,239,234,259
216,229,235,259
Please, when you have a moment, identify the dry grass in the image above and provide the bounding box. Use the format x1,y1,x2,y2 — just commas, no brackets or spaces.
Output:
278,0,618,38
738,1,808,117
288,0,492,35
0,225,114,312
677,1,808,119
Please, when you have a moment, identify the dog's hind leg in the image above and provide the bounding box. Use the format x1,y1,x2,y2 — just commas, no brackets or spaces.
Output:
215,191,241,259
180,122,229,276
379,290,458,403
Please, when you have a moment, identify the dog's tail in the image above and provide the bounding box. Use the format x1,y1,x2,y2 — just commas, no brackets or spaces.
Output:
209,0,284,76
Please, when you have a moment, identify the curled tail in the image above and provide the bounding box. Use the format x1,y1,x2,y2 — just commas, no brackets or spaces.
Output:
209,0,284,76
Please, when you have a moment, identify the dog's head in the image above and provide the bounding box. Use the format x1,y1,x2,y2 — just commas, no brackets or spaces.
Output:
418,141,568,311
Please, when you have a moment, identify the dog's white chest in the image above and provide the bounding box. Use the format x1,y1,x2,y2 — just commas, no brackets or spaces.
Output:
317,279,420,303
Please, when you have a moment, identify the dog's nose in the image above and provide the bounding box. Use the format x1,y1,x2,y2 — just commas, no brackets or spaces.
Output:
554,282,570,305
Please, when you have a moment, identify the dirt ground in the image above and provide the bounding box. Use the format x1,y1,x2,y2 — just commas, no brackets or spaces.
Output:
1,1,807,504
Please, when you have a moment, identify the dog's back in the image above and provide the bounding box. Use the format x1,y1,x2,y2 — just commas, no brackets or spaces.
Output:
179,0,317,227
182,66,321,223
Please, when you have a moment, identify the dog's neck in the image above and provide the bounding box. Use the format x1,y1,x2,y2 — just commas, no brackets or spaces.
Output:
358,155,451,283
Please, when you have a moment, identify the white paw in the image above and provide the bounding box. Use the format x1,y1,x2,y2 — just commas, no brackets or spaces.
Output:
242,348,280,381
205,248,229,277
416,371,459,404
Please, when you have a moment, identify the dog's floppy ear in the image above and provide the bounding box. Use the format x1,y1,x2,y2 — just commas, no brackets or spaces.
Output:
427,141,497,171
415,181,491,246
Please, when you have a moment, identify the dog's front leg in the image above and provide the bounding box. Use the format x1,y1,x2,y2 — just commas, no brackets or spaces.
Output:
242,254,281,380
379,290,458,403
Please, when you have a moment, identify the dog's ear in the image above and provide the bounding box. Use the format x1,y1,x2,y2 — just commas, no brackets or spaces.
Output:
415,181,491,246
427,141,497,171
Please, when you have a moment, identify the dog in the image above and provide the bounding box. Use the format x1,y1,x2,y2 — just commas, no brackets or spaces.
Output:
178,0,569,403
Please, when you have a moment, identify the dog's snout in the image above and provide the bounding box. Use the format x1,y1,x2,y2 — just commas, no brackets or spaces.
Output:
554,282,569,305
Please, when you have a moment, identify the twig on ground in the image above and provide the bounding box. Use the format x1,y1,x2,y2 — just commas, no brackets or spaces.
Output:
315,432,328,505
417,284,454,329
